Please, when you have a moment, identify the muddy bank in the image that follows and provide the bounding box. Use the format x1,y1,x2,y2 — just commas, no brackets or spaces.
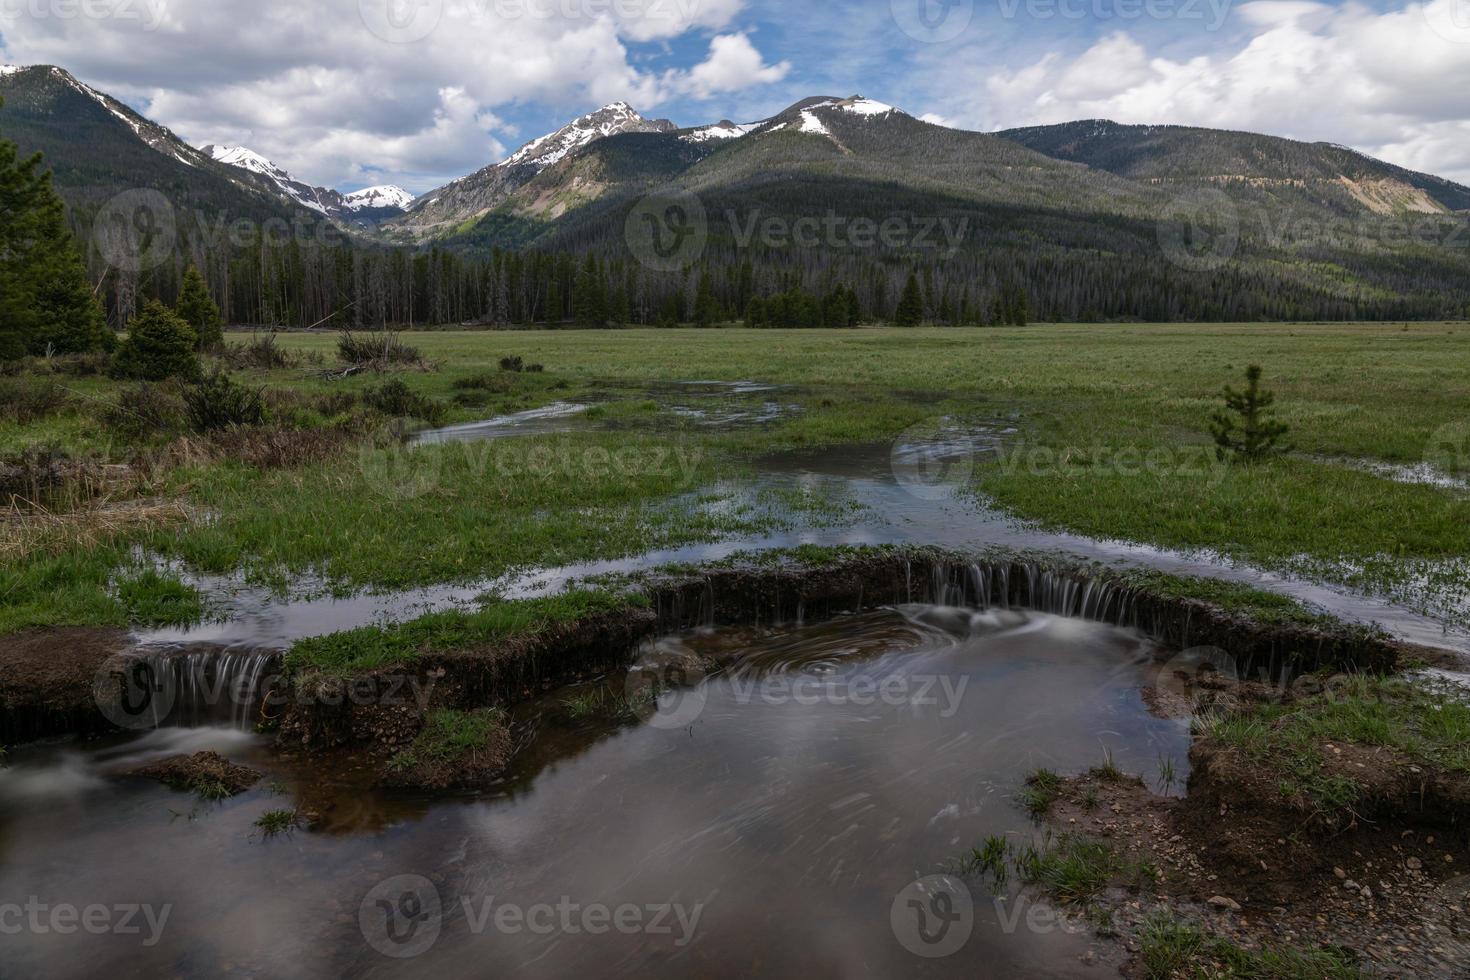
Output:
3,548,1405,757
127,751,262,798
1027,680,1470,978
0,628,132,742
260,549,1404,789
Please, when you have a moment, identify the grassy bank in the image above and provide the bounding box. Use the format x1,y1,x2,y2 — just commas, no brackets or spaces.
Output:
3,323,1467,634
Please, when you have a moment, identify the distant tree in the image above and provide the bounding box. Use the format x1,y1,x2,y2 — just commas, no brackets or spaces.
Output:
0,95,112,358
693,272,719,327
1211,365,1291,463
573,253,606,326
545,280,563,325
175,265,224,350
111,300,199,381
894,273,924,327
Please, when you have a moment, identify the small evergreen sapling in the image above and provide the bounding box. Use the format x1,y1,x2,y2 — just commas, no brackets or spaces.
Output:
1211,365,1290,462
176,265,224,350
110,301,200,381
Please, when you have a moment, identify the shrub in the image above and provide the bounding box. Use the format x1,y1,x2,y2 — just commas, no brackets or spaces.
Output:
1211,365,1291,463
337,331,421,367
0,377,68,424
364,379,446,425
111,301,200,381
222,333,293,370
102,382,186,440
499,355,524,373
182,368,267,433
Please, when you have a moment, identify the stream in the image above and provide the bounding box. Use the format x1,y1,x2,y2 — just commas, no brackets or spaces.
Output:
0,608,1184,978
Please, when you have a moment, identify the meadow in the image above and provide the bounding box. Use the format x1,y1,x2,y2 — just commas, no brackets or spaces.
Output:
3,323,1468,636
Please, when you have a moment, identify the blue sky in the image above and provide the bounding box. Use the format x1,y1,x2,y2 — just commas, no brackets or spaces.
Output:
4,0,1470,192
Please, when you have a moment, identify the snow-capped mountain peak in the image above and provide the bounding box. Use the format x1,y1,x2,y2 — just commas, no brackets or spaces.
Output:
1,65,27,77
203,144,412,220
503,102,676,170
343,185,416,211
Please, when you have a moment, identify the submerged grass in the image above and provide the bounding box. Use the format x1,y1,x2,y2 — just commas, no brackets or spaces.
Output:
388,708,507,774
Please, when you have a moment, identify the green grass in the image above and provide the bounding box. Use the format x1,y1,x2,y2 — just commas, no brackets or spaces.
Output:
1019,767,1063,815
115,569,209,628
388,708,507,773
1011,833,1157,904
1138,913,1364,979
286,590,643,677
252,809,300,839
560,686,655,724
1194,675,1470,814
190,777,234,802
1121,572,1351,629
4,324,1469,633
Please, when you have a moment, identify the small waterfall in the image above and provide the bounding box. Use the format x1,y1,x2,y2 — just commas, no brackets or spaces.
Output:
96,649,282,732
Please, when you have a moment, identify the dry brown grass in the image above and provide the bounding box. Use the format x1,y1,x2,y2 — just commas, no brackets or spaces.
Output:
0,496,195,561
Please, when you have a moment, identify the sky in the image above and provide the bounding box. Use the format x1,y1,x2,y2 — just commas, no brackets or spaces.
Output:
3,0,1470,194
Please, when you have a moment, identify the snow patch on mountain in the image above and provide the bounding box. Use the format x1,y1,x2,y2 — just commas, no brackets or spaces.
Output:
683,121,759,142
343,185,415,211
842,97,899,116
0,65,26,77
502,102,674,170
799,110,832,136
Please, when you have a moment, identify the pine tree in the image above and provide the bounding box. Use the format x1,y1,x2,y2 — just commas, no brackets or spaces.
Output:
176,265,224,350
111,300,199,381
1211,365,1291,463
573,253,606,326
894,273,924,327
0,96,112,358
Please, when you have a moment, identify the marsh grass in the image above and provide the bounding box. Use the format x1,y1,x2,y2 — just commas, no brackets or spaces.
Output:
287,590,643,676
388,708,508,773
252,809,300,839
1020,768,1063,815
1195,675,1470,815
1138,913,1364,980
3,325,1469,634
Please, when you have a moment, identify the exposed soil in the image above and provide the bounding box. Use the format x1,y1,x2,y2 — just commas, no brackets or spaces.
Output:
0,627,131,741
1042,748,1470,977
377,713,514,793
127,751,262,797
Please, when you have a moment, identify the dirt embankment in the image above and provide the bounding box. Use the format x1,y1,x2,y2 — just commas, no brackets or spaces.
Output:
127,751,262,797
1039,672,1470,978
0,628,132,742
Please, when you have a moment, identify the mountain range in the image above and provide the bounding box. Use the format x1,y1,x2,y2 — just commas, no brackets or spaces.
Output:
3,62,1469,322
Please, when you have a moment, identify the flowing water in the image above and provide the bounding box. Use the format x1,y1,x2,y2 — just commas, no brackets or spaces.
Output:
1,608,1187,979
135,416,1470,656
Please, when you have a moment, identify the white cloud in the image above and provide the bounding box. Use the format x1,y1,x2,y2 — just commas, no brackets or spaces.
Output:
960,1,1470,183
680,32,792,100
0,0,773,191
